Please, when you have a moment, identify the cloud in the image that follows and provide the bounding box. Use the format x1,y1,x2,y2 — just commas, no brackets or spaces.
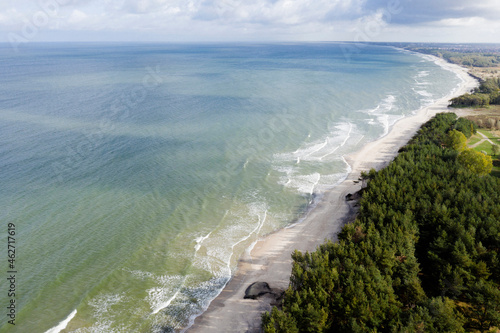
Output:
120,0,169,14
0,0,499,42
363,0,500,25
191,0,365,26
67,9,88,24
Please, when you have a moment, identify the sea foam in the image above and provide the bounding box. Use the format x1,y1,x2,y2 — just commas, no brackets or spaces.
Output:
44,309,77,333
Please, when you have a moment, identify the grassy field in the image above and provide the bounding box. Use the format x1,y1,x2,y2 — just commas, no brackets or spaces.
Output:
467,135,482,146
470,66,500,80
473,140,497,155
470,128,500,177
477,129,500,142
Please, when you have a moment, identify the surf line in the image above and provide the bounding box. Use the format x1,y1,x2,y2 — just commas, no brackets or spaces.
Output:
320,122,353,160
44,309,77,333
151,229,214,316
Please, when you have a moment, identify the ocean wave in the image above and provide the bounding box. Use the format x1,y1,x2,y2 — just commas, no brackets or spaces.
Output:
274,122,355,163
70,293,130,333
44,309,77,333
272,122,355,197
362,94,403,137
412,87,433,98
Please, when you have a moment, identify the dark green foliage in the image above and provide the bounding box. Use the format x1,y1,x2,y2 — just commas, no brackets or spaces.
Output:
476,78,500,94
450,93,490,108
262,113,500,332
450,78,500,108
424,297,466,333
463,280,500,331
453,117,477,138
262,307,300,333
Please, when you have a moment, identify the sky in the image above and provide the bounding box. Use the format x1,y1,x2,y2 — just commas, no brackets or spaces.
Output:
1,0,500,43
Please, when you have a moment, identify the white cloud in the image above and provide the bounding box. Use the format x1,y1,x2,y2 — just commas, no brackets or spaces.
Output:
440,16,487,27
67,9,88,24
0,0,499,42
121,0,168,14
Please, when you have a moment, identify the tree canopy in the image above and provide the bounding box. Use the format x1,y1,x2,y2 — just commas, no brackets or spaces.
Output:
450,78,500,108
458,149,493,176
263,113,500,332
446,129,467,151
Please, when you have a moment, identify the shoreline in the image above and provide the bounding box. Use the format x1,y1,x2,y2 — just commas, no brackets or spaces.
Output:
187,54,478,333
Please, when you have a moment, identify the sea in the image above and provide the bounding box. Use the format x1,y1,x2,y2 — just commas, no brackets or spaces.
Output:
0,42,462,332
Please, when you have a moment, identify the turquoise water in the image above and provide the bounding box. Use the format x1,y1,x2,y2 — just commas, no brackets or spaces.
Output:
0,43,461,332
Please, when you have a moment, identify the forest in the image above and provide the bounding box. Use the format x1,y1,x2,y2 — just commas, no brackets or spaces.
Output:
262,113,500,332
450,78,500,108
406,48,500,68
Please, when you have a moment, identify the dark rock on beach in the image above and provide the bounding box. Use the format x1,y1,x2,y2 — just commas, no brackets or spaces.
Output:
244,282,273,299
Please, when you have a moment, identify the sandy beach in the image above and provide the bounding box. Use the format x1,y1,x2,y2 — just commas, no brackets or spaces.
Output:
187,56,478,333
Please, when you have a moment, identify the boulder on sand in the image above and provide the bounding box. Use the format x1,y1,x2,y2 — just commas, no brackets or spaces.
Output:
244,282,272,299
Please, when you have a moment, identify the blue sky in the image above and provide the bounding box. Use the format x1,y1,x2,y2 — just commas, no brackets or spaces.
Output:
1,0,500,43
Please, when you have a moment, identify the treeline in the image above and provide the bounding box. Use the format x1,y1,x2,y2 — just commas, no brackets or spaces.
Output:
450,78,500,108
410,48,500,68
263,113,500,332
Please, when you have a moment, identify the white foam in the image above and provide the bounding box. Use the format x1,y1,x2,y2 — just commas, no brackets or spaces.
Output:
354,135,365,147
305,138,328,158
412,51,478,99
341,123,353,147
382,95,396,110
294,173,321,195
126,269,155,280
413,71,431,86
414,79,430,86
417,70,429,78
246,240,259,257
189,201,270,280
194,231,212,252
319,122,352,160
44,309,77,333
272,122,359,196
274,122,355,163
66,293,129,333
147,275,186,315
412,88,433,98
341,156,352,174
230,203,268,251
361,94,402,138
376,114,390,137
365,94,396,114
151,289,181,315
88,293,125,319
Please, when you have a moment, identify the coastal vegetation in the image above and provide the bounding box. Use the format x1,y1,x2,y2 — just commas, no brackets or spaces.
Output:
378,43,500,81
409,49,500,68
262,113,500,332
450,78,500,108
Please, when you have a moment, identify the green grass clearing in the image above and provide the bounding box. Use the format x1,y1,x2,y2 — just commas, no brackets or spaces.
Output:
467,135,482,146
473,141,498,156
477,129,500,141
469,131,500,177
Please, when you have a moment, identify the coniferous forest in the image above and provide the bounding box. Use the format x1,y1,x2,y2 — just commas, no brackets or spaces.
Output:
262,113,500,332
